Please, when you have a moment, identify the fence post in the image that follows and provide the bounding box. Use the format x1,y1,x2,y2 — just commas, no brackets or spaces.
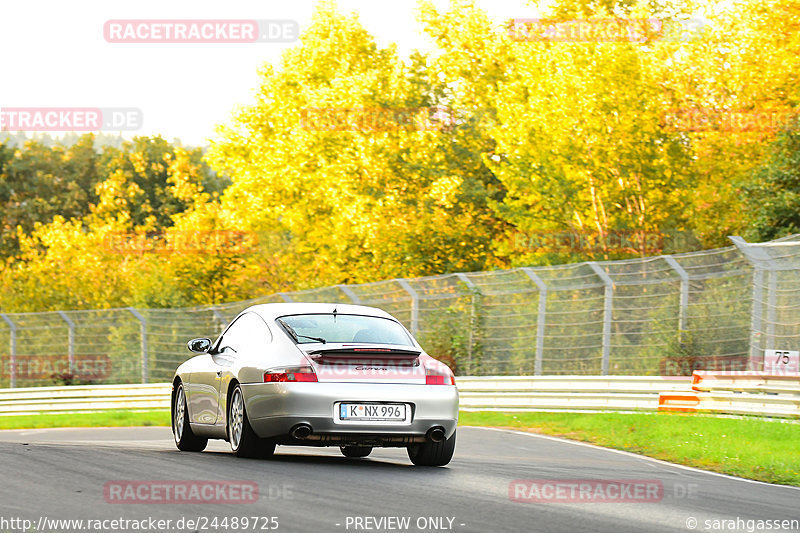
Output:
396,279,419,335
210,307,227,334
663,256,690,334
588,262,613,375
57,311,76,374
127,308,148,384
337,285,361,304
0,314,17,388
730,236,770,369
750,269,764,369
455,273,479,374
521,268,547,376
766,269,778,351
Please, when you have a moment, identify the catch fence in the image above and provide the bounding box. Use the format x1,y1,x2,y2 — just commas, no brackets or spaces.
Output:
1,235,799,386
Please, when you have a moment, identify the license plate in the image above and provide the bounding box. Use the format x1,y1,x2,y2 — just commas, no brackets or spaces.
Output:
339,403,407,421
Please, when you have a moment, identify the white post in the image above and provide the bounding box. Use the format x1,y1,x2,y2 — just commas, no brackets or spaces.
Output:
588,262,613,375
0,314,16,388
58,311,76,374
521,268,547,376
730,236,771,370
211,307,226,334
456,273,478,374
766,269,778,351
663,256,690,333
127,308,148,384
337,284,361,304
396,279,419,335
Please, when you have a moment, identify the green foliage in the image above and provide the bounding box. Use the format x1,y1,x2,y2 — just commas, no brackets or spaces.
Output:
206,4,503,291
418,284,485,375
0,131,131,150
1,0,799,327
50,372,97,386
0,135,100,257
92,136,221,229
746,129,800,241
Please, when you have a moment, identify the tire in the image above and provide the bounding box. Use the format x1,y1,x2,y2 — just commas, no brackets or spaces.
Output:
407,429,456,466
228,385,275,458
340,445,372,458
172,382,208,452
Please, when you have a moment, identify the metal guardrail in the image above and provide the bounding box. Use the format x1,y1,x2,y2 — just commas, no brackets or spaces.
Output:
658,371,800,417
691,371,800,394
688,393,800,418
0,375,796,417
0,383,171,415
0,377,688,416
456,376,692,411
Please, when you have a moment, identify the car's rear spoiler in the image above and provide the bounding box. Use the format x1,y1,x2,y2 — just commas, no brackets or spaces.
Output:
307,346,421,363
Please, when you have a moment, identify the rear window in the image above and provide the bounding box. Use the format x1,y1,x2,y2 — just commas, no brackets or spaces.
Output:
277,314,414,346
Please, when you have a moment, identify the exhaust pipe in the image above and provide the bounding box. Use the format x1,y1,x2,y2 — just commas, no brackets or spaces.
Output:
426,427,446,443
291,424,312,440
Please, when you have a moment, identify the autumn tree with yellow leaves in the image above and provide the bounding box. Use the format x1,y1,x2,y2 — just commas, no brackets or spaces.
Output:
1,0,798,312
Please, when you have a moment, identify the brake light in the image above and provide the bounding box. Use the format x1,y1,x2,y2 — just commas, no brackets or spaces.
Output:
426,375,451,385
264,366,318,383
425,364,455,385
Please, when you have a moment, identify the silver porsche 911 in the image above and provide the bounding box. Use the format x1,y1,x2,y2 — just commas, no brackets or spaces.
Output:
171,303,458,466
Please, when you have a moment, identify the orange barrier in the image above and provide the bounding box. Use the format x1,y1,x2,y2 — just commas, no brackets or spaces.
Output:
656,371,800,417
657,392,700,412
692,370,800,393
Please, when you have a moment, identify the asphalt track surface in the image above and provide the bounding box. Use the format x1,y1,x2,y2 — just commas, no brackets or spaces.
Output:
0,426,797,533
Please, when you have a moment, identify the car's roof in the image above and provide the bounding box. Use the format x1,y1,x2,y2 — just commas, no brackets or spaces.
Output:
245,302,397,321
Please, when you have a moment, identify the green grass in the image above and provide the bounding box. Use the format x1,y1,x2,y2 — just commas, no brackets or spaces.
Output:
460,411,800,486
2,409,798,486
0,410,170,430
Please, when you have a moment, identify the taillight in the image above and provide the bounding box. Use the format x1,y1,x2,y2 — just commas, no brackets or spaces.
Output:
425,363,455,385
264,366,318,383
426,375,450,385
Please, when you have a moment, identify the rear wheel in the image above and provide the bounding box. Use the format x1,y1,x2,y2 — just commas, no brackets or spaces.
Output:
407,429,456,466
340,445,372,458
228,385,275,458
172,383,207,452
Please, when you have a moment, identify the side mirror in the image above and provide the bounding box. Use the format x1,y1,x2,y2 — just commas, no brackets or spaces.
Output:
187,338,212,354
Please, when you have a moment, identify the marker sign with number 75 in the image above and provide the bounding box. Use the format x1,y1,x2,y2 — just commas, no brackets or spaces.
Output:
764,349,800,373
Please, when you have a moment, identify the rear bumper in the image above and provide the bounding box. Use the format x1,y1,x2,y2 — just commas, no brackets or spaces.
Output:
240,382,458,441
